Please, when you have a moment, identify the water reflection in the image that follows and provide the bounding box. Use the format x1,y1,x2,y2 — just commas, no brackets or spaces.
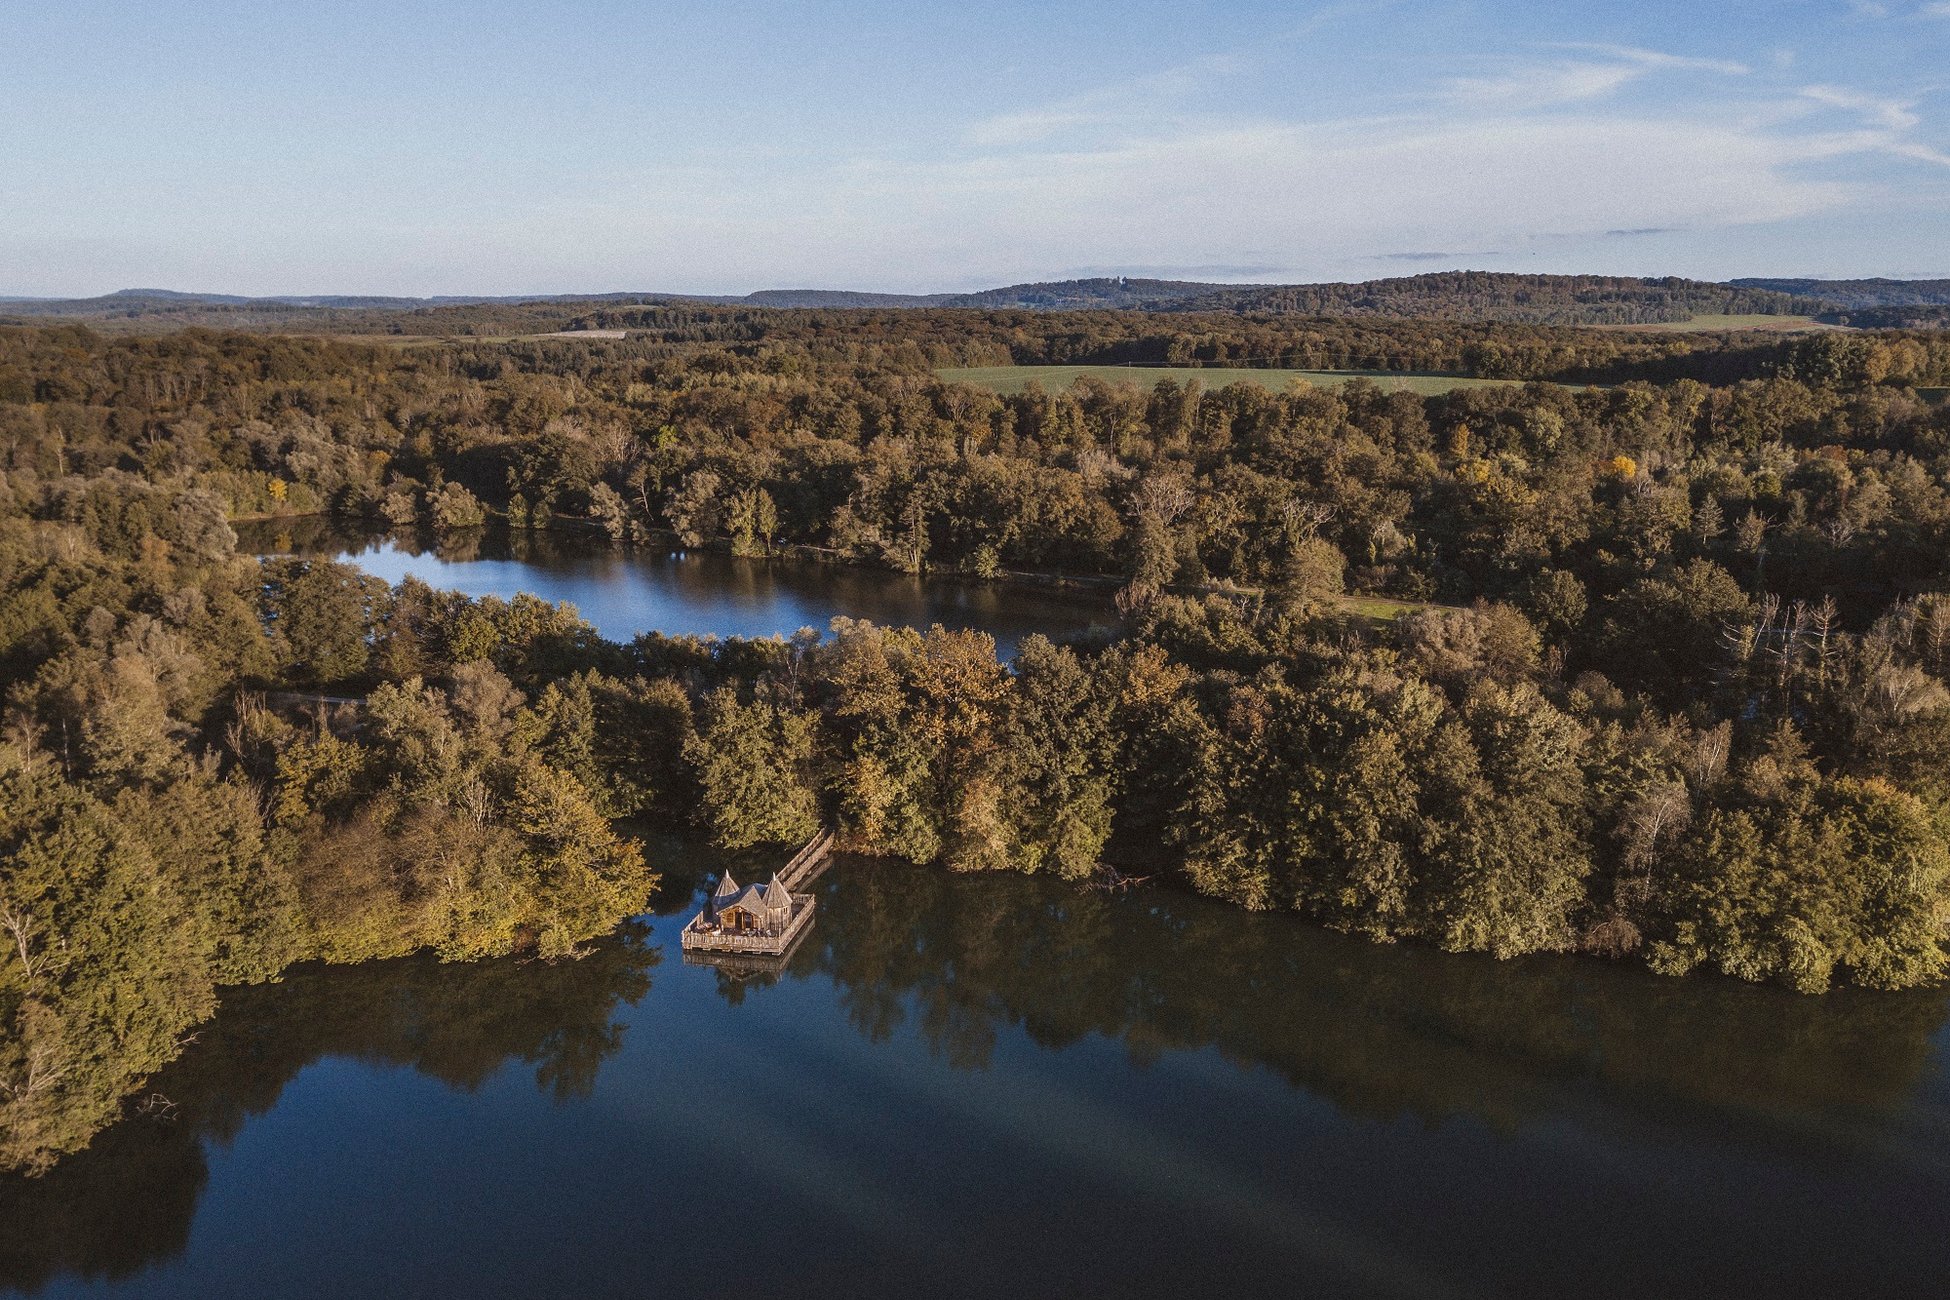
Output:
803,862,1950,1136
237,519,1119,660
0,928,657,1295
6,861,1950,1298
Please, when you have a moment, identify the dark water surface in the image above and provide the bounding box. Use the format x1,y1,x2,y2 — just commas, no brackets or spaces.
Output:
5,858,1950,1299
235,519,1118,660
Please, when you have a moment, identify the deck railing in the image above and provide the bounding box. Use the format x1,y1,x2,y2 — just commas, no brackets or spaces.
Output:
775,828,836,891
681,828,833,956
681,898,818,955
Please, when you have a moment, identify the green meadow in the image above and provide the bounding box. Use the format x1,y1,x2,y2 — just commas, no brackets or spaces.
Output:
1627,314,1830,333
937,365,1523,396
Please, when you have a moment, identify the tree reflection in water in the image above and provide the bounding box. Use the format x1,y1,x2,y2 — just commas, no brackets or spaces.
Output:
5,860,1949,1296
0,925,656,1295
802,859,1950,1135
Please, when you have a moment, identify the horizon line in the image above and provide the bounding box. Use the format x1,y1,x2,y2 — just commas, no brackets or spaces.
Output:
6,267,1949,306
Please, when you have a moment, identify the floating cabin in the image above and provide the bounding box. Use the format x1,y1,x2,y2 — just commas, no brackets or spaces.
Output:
681,830,832,961
681,869,817,958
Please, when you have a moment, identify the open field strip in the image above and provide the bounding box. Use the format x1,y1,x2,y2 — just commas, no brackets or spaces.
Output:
938,365,1525,396
1621,314,1833,333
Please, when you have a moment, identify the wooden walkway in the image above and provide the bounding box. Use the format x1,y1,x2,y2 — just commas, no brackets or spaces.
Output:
680,829,833,961
772,828,836,892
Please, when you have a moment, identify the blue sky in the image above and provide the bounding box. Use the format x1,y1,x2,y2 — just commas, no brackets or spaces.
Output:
3,0,1947,295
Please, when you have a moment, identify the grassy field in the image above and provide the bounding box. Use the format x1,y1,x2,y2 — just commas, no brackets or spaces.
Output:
1335,593,1432,621
938,365,1525,396
1624,314,1832,333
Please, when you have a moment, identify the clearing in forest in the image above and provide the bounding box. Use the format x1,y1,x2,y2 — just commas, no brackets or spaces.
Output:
938,365,1523,396
1619,314,1833,333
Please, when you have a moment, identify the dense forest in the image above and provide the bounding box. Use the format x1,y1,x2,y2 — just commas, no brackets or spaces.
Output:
4,305,1950,1174
1820,305,1950,331
1735,277,1950,310
560,301,1950,383
1147,272,1814,324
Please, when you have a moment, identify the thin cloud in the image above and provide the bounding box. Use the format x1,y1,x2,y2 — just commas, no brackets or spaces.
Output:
964,51,1245,147
964,4,1372,148
1546,43,1751,76
1445,61,1643,109
1801,83,1921,130
726,115,1859,291
537,45,1940,293
1888,140,1950,166
1447,43,1748,110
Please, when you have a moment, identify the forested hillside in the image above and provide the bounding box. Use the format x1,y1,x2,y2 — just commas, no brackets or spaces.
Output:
1154,272,1816,323
23,269,1948,335
1735,278,1950,310
5,309,1950,1173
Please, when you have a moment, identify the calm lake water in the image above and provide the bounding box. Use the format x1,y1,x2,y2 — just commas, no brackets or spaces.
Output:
234,519,1119,660
6,857,1950,1299
8,522,1950,1298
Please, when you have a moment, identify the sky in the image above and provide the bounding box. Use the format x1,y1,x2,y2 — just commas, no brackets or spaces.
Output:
2,0,1948,297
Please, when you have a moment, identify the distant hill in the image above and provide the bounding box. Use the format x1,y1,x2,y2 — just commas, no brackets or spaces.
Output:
0,285,952,323
1158,272,1817,325
924,272,1811,324
938,277,1250,311
0,288,677,315
1731,278,1950,310
741,289,953,308
1816,304,1950,330
13,271,1950,333
922,272,1830,323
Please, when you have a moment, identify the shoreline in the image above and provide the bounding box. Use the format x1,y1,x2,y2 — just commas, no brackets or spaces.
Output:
229,508,1432,616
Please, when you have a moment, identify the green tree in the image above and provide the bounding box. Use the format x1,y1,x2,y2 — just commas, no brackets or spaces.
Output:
685,688,821,849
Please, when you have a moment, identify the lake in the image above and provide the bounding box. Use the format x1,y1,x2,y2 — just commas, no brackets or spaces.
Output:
6,854,1950,1299
233,519,1120,661
7,522,1950,1299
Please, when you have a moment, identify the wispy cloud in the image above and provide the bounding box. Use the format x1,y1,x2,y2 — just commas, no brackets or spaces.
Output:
1547,44,1751,75
1848,1,1950,16
1792,84,1950,165
726,115,1857,289
964,52,1244,147
1446,61,1645,108
963,3,1372,147
1445,44,1747,110
1801,83,1921,129
922,35,1949,289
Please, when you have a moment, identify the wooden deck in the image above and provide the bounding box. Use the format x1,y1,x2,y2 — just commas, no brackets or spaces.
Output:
679,829,833,958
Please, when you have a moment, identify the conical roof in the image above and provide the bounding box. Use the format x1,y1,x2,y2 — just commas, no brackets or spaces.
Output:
765,874,793,906
714,872,740,899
